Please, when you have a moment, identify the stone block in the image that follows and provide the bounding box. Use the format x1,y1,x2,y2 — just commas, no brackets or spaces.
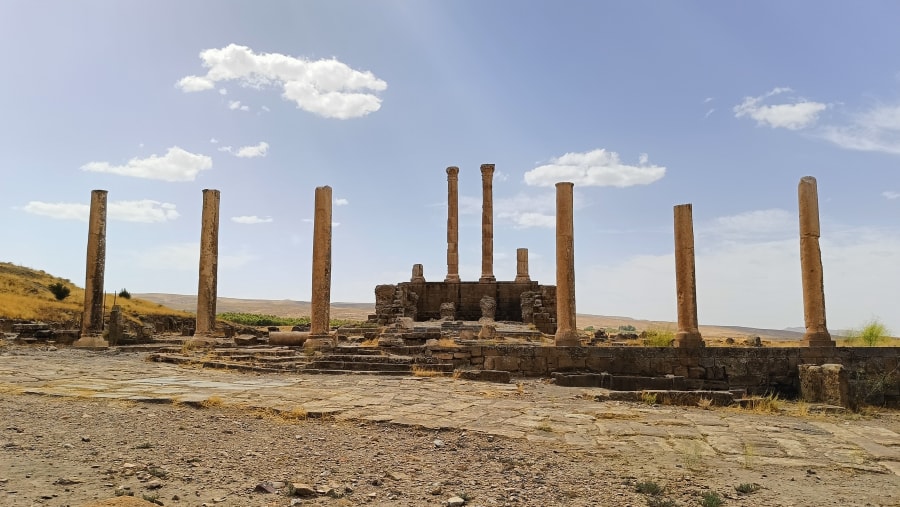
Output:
455,370,511,383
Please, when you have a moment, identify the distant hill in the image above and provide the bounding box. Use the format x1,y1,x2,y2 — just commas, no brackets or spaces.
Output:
0,262,189,324
136,293,805,341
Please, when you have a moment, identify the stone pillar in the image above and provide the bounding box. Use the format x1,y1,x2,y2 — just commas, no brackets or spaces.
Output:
195,189,220,337
798,176,834,347
515,248,531,283
554,182,579,346
445,166,461,283
479,164,496,282
411,263,425,283
673,204,703,347
306,185,335,349
76,189,109,347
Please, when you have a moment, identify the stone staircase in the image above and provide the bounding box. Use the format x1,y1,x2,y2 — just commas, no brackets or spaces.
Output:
150,345,455,376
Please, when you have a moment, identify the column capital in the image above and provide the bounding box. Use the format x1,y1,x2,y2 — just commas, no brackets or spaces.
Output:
446,166,459,178
480,163,495,177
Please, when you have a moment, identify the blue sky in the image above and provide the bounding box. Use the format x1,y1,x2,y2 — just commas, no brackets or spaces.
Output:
2,1,899,332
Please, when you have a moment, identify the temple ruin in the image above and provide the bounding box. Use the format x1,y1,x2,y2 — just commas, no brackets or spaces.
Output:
370,165,558,334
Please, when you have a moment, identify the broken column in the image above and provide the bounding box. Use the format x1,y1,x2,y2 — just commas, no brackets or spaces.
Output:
306,185,335,349
673,204,703,347
445,166,460,283
515,248,531,282
195,189,220,337
479,164,496,282
411,263,425,283
76,189,109,347
798,176,834,347
555,182,579,346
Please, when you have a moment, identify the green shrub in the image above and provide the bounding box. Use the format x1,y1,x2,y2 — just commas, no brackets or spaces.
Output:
644,327,674,347
845,318,890,346
635,481,663,495
700,491,724,507
118,288,131,299
217,312,363,329
619,324,636,332
48,282,70,301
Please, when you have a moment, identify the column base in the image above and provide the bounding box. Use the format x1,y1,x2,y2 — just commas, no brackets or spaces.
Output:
444,275,461,283
802,331,835,347
514,276,531,283
554,329,581,347
185,336,217,348
304,334,336,350
72,336,109,349
479,275,496,283
674,331,704,348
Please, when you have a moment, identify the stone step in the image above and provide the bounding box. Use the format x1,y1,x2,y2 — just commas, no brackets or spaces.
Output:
304,360,413,372
314,354,415,364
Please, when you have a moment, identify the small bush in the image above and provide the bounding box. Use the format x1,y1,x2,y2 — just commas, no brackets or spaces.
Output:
845,318,889,347
635,481,663,495
735,483,759,494
700,491,724,507
644,327,674,347
641,392,658,405
48,282,71,301
619,324,637,332
648,497,678,507
118,288,131,299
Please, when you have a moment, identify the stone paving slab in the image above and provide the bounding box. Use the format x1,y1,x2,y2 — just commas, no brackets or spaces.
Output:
1,349,899,479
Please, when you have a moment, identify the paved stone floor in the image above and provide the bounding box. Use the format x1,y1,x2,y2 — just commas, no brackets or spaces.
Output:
1,348,899,480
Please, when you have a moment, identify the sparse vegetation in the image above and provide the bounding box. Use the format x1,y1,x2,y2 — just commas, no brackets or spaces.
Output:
641,392,658,405
536,420,553,432
647,498,678,507
635,481,663,495
619,324,637,332
644,327,675,347
699,491,724,507
410,365,443,377
218,312,361,328
844,318,890,347
735,483,759,494
117,288,132,299
48,282,71,301
201,395,224,408
697,397,713,410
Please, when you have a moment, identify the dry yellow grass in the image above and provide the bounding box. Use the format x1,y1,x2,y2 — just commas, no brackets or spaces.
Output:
0,262,190,323
411,365,444,377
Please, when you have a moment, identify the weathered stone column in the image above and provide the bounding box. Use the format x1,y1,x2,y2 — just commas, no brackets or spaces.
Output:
515,248,531,282
195,189,220,337
411,264,425,283
76,189,109,347
445,166,460,283
479,164,496,282
673,204,703,347
798,176,834,347
306,185,335,349
555,182,579,346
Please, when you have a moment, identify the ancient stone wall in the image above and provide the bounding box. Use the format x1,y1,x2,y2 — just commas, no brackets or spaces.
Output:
371,281,557,334
436,345,900,404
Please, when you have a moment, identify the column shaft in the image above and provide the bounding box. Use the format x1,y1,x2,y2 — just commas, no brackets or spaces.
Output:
673,204,703,347
446,166,460,282
82,190,108,335
479,164,496,282
798,176,833,346
310,186,333,338
515,248,531,282
196,189,220,335
555,182,579,346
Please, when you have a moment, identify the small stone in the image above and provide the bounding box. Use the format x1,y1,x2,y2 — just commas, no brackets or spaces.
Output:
290,483,316,497
433,439,445,448
447,495,466,506
62,443,73,449
387,471,409,481
807,469,816,475
81,436,91,442
147,480,162,489
430,484,443,495
54,477,81,485
171,494,180,501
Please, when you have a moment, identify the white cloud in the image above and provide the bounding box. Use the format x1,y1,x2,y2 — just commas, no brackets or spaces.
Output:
81,147,212,182
209,138,219,144
176,44,387,119
334,198,349,206
261,105,271,112
135,242,257,270
733,87,828,130
22,200,179,223
231,215,273,224
175,75,214,92
703,97,714,104
701,208,794,241
704,108,715,119
494,171,510,182
228,100,249,111
883,191,900,200
235,141,268,158
819,103,900,155
496,192,557,229
218,88,227,95
524,149,666,188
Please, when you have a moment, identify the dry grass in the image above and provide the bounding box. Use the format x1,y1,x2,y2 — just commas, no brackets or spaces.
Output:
411,365,444,377
0,262,190,323
697,397,713,410
200,395,225,408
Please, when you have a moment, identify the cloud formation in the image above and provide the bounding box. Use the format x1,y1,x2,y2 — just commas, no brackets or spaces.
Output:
231,215,273,224
81,147,212,182
176,44,387,119
22,200,179,223
228,100,249,111
733,87,828,130
334,198,349,206
883,191,900,200
219,141,269,159
524,149,666,187
820,103,900,155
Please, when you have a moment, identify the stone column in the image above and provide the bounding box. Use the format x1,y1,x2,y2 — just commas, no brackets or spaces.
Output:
673,204,703,347
798,176,834,347
445,166,460,282
411,264,425,283
515,248,531,283
479,164,496,282
555,182,579,346
195,189,220,337
306,185,334,349
76,189,109,347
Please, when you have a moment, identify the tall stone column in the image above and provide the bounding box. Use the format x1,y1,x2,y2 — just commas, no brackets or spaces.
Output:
195,189,220,336
479,164,496,283
515,248,531,283
306,185,334,349
79,189,108,343
555,182,579,346
445,166,460,282
673,204,703,347
798,176,834,347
